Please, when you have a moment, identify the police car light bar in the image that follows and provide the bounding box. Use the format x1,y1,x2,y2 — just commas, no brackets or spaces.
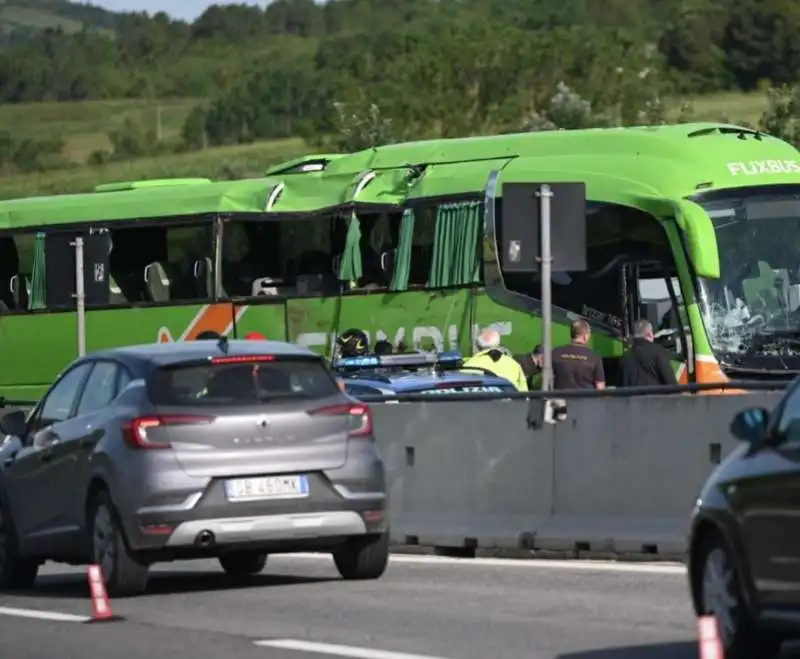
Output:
334,351,463,370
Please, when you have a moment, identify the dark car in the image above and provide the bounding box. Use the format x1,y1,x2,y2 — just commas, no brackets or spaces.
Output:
687,394,800,659
0,339,388,597
334,350,517,399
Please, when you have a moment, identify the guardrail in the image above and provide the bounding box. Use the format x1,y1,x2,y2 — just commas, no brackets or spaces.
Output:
368,381,789,560
0,398,38,409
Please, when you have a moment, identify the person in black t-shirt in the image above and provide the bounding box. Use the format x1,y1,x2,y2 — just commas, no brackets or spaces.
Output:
552,319,606,390
618,319,677,387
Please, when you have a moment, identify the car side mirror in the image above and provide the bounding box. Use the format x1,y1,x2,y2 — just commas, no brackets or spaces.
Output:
730,407,769,444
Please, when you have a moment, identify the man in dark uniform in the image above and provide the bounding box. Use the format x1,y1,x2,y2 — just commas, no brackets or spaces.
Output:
552,319,606,390
618,319,677,387
515,344,543,389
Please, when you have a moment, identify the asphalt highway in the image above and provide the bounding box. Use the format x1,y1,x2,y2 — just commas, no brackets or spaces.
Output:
0,553,793,659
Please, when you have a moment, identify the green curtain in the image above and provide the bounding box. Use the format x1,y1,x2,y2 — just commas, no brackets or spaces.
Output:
338,212,362,284
28,231,46,310
389,208,415,291
455,201,482,284
427,201,482,288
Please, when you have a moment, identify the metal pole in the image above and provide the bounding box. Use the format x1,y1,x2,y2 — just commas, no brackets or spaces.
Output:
538,184,554,391
73,237,86,357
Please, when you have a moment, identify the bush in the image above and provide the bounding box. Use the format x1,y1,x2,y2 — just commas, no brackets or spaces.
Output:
758,85,800,146
319,101,398,152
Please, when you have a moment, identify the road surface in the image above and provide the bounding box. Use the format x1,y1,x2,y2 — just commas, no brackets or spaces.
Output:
0,553,777,659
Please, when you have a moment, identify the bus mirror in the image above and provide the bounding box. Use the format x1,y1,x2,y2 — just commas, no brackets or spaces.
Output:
501,182,587,273
673,199,720,279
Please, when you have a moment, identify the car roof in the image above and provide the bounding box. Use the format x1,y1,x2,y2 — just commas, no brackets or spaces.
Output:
343,370,513,391
89,339,317,367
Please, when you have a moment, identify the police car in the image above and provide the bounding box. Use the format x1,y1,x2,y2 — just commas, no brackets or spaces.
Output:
333,351,517,399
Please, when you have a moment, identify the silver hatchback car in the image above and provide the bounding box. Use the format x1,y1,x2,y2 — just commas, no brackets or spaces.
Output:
0,339,388,596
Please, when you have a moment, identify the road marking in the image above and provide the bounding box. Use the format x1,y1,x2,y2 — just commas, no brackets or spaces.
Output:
255,639,450,659
0,606,90,623
280,552,686,575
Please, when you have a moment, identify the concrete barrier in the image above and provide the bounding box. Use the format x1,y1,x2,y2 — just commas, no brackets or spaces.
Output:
377,400,551,550
373,391,785,558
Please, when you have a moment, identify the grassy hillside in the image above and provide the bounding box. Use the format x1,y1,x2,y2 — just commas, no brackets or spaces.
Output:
686,91,769,123
0,138,310,199
0,0,117,44
0,98,201,162
0,90,773,200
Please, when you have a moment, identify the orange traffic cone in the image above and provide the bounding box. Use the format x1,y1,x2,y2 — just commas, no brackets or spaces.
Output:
85,564,122,623
697,615,724,659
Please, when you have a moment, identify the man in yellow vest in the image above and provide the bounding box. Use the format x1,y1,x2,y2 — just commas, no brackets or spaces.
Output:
462,328,528,392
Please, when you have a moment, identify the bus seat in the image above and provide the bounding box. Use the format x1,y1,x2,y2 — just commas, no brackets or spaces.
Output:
297,250,333,276
10,274,30,310
251,276,294,297
0,277,12,310
296,273,338,296
380,249,397,279
165,261,196,299
144,262,171,302
193,258,213,298
360,247,384,288
109,275,126,305
409,245,432,286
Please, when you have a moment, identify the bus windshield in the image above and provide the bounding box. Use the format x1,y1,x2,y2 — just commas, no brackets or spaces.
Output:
696,187,800,359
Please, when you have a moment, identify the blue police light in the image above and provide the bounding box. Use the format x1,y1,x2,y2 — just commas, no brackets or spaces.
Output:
335,355,382,369
333,350,463,370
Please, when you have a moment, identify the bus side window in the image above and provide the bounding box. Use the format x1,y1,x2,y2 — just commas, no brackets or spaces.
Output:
220,217,342,299
408,206,436,288
499,204,676,337
7,231,40,312
354,212,400,290
109,221,213,304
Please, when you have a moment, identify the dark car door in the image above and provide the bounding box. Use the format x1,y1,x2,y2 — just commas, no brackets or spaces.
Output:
731,386,800,610
3,362,92,553
62,361,130,535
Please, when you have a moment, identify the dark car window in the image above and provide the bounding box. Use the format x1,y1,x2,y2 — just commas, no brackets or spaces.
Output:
116,368,132,394
344,384,382,397
34,363,93,430
149,357,339,406
76,362,122,417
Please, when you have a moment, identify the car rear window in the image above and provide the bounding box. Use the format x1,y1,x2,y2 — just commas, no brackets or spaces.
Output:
148,357,339,406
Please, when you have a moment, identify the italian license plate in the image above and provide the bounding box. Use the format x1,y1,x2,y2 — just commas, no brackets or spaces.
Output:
224,475,309,502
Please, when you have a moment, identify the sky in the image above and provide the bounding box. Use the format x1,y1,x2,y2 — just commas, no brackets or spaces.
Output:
89,1,270,22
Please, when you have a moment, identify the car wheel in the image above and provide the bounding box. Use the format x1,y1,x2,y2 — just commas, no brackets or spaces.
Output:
333,532,389,580
90,490,149,597
696,532,782,659
0,500,38,590
218,551,267,578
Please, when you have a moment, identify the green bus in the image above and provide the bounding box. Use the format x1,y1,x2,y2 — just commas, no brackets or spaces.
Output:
1,122,798,399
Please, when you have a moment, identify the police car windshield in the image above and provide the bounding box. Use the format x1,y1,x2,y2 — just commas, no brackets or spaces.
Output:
695,187,800,356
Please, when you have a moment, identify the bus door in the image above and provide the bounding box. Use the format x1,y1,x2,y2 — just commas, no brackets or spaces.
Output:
633,262,690,382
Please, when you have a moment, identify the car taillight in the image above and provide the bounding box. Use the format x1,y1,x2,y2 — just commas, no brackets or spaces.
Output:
121,415,214,449
309,403,373,437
